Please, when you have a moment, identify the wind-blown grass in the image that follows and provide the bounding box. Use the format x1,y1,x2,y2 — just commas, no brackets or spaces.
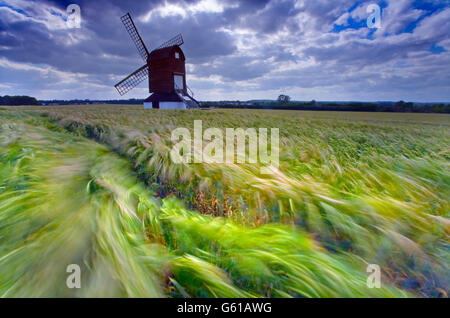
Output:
27,106,449,297
0,112,408,297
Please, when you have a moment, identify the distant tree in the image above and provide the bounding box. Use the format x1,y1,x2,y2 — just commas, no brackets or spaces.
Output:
0,95,40,106
394,100,405,111
277,94,291,104
394,100,413,112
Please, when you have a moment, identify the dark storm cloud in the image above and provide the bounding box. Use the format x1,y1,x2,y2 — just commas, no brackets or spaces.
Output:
221,0,300,34
0,2,139,75
0,0,449,101
136,11,237,63
0,0,237,74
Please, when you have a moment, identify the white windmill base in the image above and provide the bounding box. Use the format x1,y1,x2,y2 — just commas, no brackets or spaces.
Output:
143,92,190,109
144,101,186,109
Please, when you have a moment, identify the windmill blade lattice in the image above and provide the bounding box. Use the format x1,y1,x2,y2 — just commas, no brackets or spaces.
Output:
155,34,184,51
114,64,149,96
121,13,150,62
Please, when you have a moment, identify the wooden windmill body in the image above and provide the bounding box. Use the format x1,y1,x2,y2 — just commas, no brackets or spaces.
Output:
114,13,199,109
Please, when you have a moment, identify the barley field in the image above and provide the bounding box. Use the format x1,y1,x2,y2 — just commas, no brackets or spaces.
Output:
0,106,449,297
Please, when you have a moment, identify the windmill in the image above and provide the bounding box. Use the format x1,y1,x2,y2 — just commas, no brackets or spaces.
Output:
114,13,199,109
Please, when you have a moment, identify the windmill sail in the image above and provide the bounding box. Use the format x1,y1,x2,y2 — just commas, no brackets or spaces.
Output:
155,33,184,50
114,64,149,96
121,13,150,62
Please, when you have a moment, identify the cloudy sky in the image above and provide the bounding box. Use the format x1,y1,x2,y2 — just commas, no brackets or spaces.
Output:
0,0,449,102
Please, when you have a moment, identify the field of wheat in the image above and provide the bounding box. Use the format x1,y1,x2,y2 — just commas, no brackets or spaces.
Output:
0,105,448,297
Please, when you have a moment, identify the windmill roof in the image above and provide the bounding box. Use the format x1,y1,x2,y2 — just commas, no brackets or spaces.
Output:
149,46,185,60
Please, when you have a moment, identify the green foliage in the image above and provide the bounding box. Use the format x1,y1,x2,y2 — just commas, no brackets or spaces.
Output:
200,100,450,113
0,112,408,297
38,106,450,297
0,95,40,106
277,94,291,104
1,107,449,297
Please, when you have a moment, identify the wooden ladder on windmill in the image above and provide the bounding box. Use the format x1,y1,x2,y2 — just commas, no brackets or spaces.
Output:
175,84,201,109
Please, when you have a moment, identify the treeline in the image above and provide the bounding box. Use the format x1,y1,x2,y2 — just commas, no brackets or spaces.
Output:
201,100,450,113
0,95,40,106
40,99,144,105
3,95,449,113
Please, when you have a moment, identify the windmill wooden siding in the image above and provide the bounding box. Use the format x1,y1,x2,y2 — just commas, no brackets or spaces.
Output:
115,12,199,109
148,46,186,94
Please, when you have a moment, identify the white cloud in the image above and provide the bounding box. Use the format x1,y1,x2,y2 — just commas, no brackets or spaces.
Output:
374,0,425,36
141,0,232,22
1,0,73,30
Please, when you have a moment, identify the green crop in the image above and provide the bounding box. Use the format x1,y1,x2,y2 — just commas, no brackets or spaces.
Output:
1,106,448,297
